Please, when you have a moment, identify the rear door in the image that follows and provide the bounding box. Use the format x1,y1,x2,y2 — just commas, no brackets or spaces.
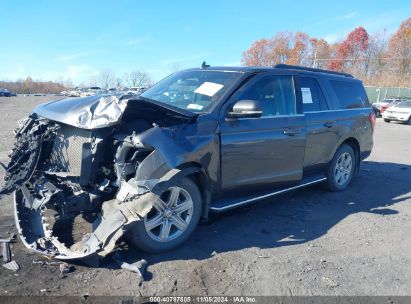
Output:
296,76,339,173
219,73,306,192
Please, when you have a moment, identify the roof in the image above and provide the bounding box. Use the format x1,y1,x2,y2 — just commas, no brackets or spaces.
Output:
188,64,355,79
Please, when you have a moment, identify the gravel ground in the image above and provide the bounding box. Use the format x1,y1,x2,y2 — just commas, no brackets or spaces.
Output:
0,96,410,297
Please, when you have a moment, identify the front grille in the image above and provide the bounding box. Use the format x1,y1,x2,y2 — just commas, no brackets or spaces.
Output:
49,125,92,176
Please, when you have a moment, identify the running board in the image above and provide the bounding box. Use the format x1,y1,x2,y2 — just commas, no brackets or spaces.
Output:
209,176,327,213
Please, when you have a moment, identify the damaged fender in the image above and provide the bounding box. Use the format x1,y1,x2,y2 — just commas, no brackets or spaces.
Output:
2,94,217,260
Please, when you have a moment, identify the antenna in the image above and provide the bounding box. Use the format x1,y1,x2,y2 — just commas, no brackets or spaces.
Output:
201,61,210,69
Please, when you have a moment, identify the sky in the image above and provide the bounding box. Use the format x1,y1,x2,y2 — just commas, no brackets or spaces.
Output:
0,0,410,85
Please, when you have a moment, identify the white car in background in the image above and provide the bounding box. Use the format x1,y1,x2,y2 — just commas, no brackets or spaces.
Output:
127,86,147,95
68,89,81,97
80,87,101,97
382,100,411,124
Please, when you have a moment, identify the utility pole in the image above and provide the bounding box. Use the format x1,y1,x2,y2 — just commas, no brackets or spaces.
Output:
312,49,318,68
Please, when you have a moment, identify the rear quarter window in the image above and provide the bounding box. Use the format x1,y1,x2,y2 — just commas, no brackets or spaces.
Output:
330,80,369,109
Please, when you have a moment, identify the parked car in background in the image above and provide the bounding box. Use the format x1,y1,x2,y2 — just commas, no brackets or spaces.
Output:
382,100,411,124
379,101,401,115
58,90,69,96
127,86,147,95
80,86,102,97
372,98,401,116
0,88,12,97
68,89,81,97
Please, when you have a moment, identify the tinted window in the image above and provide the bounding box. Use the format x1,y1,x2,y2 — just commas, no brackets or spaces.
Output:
300,77,328,112
235,75,296,117
330,80,369,109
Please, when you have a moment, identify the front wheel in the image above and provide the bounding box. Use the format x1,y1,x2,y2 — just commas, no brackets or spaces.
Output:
324,144,356,191
384,119,390,123
127,177,202,253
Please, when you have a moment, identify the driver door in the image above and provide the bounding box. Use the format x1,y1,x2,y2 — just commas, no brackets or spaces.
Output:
219,73,306,193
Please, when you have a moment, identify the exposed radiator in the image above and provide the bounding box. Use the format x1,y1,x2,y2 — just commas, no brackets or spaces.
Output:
49,125,92,176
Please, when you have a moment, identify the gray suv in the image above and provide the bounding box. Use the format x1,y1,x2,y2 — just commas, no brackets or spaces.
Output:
0,64,374,260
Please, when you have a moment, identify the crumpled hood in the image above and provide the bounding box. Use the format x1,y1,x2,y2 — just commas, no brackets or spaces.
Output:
33,95,128,129
33,95,198,129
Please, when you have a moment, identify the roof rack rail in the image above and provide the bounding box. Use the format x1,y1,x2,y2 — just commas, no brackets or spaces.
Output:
273,64,353,78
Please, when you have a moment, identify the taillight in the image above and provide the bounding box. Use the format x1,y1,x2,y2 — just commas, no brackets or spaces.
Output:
369,112,376,133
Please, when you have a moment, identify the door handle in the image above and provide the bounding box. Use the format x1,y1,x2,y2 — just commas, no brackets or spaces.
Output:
283,128,301,136
324,122,334,128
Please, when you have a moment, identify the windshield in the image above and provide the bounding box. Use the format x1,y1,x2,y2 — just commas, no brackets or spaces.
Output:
141,70,242,113
396,101,411,108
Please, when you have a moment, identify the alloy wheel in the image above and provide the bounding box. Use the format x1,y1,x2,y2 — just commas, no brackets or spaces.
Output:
334,152,353,186
144,186,194,243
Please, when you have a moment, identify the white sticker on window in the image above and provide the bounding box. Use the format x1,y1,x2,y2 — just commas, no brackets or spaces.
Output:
187,104,204,110
194,82,224,97
301,87,313,104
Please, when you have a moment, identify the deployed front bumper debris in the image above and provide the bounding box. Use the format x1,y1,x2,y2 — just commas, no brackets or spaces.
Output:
0,91,200,261
0,114,162,260
0,116,59,194
14,188,157,259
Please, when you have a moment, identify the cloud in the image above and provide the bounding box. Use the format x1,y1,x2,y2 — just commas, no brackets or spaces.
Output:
324,33,340,44
65,65,98,80
161,52,211,65
223,61,241,66
58,52,92,62
127,39,142,46
333,11,358,21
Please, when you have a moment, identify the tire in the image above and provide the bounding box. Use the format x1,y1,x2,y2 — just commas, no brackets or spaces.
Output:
384,119,390,123
375,110,380,117
324,144,356,192
127,177,202,253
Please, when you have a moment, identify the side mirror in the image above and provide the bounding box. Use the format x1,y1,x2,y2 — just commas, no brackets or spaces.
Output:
227,100,262,118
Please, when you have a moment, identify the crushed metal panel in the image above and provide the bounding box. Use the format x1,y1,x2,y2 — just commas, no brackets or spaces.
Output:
33,95,129,129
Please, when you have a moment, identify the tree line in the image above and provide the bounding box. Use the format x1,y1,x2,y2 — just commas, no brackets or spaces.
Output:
0,70,154,94
0,77,67,94
241,17,411,87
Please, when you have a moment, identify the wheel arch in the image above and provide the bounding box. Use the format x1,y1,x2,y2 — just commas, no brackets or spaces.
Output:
339,137,361,175
176,162,212,219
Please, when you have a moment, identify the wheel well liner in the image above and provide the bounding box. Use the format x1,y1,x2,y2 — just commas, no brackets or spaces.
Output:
340,137,361,175
176,162,211,218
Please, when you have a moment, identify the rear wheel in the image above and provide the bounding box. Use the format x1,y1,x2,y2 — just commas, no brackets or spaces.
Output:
384,119,390,123
127,177,202,253
324,144,356,191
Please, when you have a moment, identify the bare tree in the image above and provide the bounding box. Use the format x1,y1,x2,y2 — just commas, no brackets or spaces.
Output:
124,71,152,88
88,76,98,87
98,70,115,89
115,77,123,88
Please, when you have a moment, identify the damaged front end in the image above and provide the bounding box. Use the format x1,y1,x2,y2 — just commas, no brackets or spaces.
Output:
0,95,194,260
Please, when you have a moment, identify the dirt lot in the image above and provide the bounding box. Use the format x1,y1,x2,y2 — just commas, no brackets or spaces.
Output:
0,96,410,297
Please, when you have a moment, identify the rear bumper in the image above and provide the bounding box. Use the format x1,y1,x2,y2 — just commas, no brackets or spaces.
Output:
382,114,410,122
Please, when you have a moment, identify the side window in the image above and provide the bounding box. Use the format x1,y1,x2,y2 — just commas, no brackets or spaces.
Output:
330,80,369,109
299,77,329,112
235,75,296,117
